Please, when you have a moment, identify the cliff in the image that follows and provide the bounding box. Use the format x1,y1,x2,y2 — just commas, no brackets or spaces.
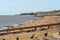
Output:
20,10,60,17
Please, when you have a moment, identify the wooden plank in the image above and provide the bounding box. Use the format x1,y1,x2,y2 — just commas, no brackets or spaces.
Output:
0,23,60,32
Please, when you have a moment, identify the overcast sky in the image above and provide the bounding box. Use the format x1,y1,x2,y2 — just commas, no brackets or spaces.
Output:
0,0,60,15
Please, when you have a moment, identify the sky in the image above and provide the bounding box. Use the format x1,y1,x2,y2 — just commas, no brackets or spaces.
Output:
0,0,60,15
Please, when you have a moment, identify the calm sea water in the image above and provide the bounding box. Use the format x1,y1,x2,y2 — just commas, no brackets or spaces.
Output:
0,15,40,30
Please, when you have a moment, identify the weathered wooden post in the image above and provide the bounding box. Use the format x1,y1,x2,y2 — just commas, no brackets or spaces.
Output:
16,37,19,40
43,33,48,40
59,32,60,35
45,33,47,36
34,27,36,31
3,38,5,40
31,34,34,39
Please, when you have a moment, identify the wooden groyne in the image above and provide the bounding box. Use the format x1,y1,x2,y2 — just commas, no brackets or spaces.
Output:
0,23,60,35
